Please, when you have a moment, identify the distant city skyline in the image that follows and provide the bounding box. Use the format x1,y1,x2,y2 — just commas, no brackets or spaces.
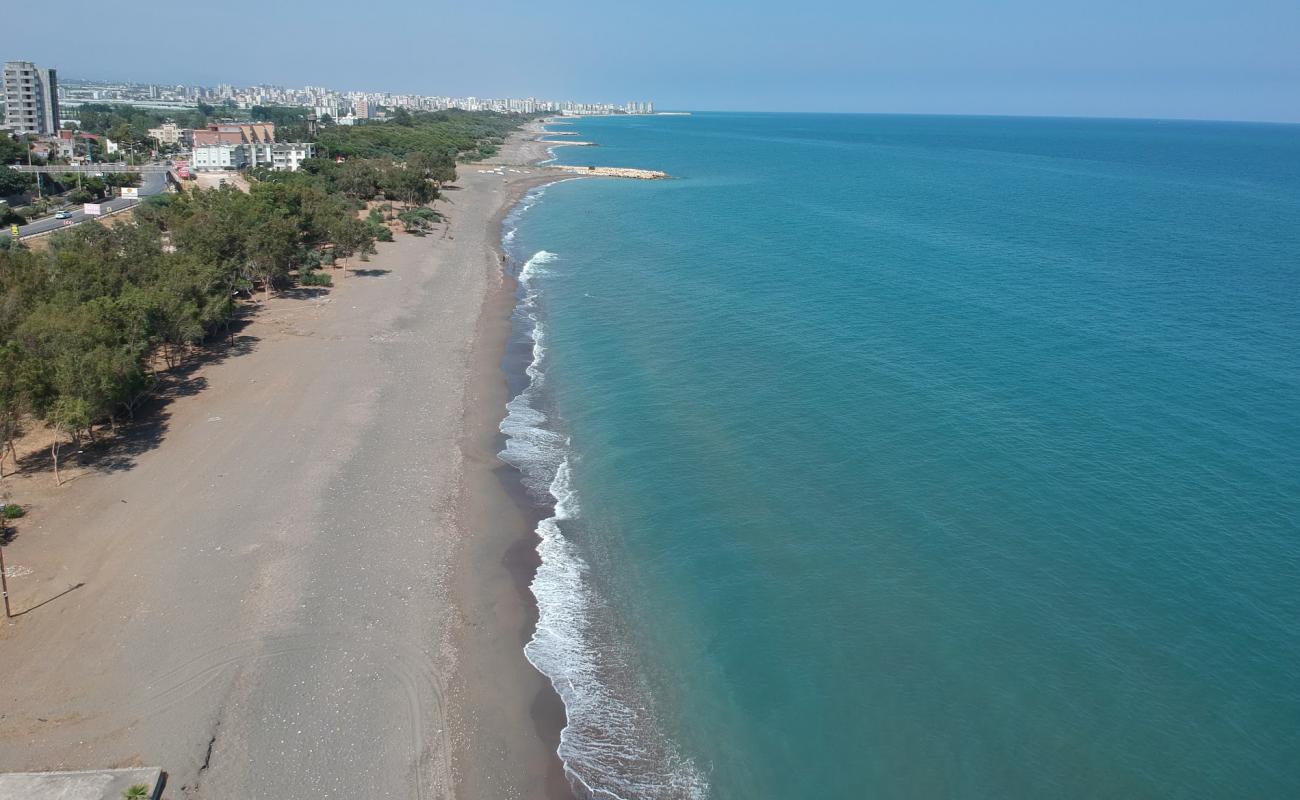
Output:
52,73,650,115
4,0,1298,123
46,74,654,121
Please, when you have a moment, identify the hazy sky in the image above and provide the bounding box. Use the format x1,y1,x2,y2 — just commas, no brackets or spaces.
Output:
4,0,1298,122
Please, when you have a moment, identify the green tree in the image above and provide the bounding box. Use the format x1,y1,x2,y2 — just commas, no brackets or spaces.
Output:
0,344,28,475
380,165,432,209
330,217,371,268
48,395,91,485
0,134,27,165
337,159,380,200
0,168,33,199
244,207,299,297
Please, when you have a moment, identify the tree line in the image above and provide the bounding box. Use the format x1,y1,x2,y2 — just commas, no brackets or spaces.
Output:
73,102,212,139
0,109,528,481
0,178,372,481
317,109,526,162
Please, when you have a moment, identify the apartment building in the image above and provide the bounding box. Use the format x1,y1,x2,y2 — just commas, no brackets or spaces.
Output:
191,143,248,171
249,142,314,171
2,61,59,135
191,141,314,172
147,121,192,147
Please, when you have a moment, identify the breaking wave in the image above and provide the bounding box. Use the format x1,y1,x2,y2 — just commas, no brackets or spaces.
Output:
498,197,709,799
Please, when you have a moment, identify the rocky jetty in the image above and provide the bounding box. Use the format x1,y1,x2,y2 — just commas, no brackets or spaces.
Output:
548,165,670,180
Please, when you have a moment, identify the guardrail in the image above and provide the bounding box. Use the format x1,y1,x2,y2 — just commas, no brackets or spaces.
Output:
7,163,172,174
10,202,140,243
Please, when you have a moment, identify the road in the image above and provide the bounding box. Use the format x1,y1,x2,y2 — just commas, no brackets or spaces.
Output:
1,169,167,241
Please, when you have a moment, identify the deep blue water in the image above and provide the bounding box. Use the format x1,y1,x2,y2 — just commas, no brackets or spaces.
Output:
499,113,1300,799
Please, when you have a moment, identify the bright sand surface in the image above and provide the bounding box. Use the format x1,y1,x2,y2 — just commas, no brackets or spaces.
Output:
0,125,572,799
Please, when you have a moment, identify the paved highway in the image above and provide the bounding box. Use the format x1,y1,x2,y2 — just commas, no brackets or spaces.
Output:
2,169,168,241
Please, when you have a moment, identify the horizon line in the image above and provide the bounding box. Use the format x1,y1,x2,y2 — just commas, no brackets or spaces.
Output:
659,109,1300,127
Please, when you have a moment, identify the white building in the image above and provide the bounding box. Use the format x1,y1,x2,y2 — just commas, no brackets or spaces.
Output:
2,61,59,135
191,141,314,172
248,142,315,171
313,101,341,122
191,143,247,171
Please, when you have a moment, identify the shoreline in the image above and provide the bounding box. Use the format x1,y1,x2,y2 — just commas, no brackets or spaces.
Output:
467,120,708,800
448,126,579,799
452,117,675,800
450,114,673,797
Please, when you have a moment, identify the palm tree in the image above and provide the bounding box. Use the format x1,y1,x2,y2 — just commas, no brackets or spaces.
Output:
122,785,150,799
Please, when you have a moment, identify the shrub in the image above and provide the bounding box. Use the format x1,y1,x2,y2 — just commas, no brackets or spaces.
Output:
299,270,332,287
2,503,23,519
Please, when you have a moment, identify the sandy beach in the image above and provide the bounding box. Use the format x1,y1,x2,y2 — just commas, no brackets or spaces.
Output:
0,123,573,798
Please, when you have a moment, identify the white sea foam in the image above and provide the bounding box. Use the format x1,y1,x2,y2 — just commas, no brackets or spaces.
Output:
499,246,709,799
519,249,557,285
501,185,552,250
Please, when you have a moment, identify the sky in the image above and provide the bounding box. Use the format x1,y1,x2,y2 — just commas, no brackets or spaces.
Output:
3,0,1298,122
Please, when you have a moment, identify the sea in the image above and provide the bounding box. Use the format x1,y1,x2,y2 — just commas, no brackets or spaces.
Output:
497,112,1300,799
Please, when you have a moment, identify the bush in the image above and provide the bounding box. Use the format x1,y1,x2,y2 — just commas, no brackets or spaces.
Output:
3,503,24,519
299,270,332,287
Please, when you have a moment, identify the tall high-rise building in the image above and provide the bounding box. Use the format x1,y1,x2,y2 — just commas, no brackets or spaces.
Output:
2,61,59,135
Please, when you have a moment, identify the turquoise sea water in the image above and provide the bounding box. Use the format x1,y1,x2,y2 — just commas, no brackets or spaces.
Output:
498,113,1300,799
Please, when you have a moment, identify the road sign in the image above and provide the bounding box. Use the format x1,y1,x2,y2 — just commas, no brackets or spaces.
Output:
83,203,102,215
120,187,139,199
9,225,17,237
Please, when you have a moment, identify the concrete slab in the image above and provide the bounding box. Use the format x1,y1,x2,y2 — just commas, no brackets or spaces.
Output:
0,768,162,800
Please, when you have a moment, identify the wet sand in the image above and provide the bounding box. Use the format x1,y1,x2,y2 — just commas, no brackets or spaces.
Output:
447,131,580,799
